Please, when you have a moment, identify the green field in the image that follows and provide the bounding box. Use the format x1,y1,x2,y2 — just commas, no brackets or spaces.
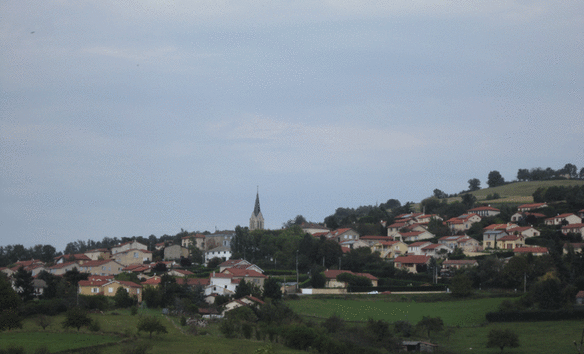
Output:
464,180,584,203
0,332,120,352
286,296,509,326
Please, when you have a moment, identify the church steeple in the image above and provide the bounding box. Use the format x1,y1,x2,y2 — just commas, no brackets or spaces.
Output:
250,188,264,230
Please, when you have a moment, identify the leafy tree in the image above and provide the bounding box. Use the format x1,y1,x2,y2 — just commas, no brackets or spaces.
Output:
468,178,481,191
114,287,134,308
36,315,52,330
381,199,401,210
487,171,505,188
322,313,345,334
136,315,168,338
487,328,519,353
416,316,444,338
450,273,473,297
206,257,223,269
13,266,34,302
262,277,282,301
235,279,251,298
310,266,326,288
517,168,530,181
560,163,578,179
461,193,477,209
0,275,21,331
283,215,307,228
394,320,413,337
433,189,448,199
62,307,92,331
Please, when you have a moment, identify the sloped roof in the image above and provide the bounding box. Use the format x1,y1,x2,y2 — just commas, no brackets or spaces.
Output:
394,255,431,264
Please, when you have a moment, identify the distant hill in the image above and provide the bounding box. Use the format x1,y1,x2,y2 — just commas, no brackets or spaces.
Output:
448,180,584,205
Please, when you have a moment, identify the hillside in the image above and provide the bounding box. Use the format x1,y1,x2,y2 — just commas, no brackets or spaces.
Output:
447,180,584,205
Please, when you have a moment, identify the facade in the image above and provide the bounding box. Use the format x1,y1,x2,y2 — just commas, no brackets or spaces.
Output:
84,249,111,261
182,233,206,250
48,261,80,275
164,244,189,260
446,214,482,232
483,230,508,249
111,240,148,255
397,230,435,242
205,246,232,265
467,206,500,217
496,235,526,250
545,213,582,226
561,223,584,236
393,255,432,274
513,247,549,256
421,244,451,258
79,259,124,276
407,242,433,256
507,226,540,238
328,228,360,243
113,249,152,267
517,203,547,212
204,231,235,250
372,241,408,259
323,270,378,288
250,191,265,230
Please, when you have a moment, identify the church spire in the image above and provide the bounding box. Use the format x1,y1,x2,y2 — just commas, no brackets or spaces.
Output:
253,187,261,216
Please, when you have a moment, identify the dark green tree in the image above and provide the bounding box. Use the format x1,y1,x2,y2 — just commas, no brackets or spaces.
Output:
114,287,134,308
433,189,448,199
487,328,519,353
416,316,444,338
0,275,21,331
468,178,481,191
235,279,251,298
136,315,168,338
262,277,282,301
62,307,92,331
450,273,473,297
487,171,505,188
14,266,34,302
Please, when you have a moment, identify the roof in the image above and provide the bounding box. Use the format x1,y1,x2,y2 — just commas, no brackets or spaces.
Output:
394,255,431,264
518,203,547,209
421,244,444,250
175,278,210,286
409,241,431,247
49,261,79,269
116,248,152,255
323,269,378,281
498,235,523,242
141,277,161,285
468,206,500,212
80,259,121,267
206,246,231,253
222,268,266,278
57,254,91,261
218,259,250,268
561,223,584,229
513,247,549,254
108,280,142,288
546,213,577,220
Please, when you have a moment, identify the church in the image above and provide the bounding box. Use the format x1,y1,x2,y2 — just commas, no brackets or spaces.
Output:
249,190,264,230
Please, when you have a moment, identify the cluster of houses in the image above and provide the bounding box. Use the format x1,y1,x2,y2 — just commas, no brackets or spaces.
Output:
299,205,584,275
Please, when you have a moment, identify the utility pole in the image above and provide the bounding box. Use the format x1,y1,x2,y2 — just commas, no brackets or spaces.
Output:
296,250,299,293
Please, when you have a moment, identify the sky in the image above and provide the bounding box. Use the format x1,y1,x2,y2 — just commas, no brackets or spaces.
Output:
1,1,583,252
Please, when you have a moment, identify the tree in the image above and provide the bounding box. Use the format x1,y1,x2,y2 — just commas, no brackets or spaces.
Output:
416,316,444,338
517,169,530,181
468,178,481,191
137,315,168,338
433,189,448,199
487,171,505,188
461,193,477,209
235,279,251,298
262,277,282,301
561,163,578,179
36,314,53,330
62,307,92,331
14,267,34,302
487,328,519,353
450,273,473,297
0,275,21,331
114,287,134,308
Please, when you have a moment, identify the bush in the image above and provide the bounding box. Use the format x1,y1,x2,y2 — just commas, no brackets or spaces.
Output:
486,309,584,322
0,346,25,354
89,318,101,332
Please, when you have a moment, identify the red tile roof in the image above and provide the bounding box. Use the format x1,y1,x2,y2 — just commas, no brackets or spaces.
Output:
394,255,431,264
513,247,548,254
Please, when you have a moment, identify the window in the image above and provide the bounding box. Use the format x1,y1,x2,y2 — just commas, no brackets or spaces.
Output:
134,252,139,258
92,288,99,293
108,287,113,293
137,289,140,294
102,266,106,271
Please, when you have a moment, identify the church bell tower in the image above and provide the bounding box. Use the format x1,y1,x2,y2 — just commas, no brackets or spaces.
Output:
249,189,264,230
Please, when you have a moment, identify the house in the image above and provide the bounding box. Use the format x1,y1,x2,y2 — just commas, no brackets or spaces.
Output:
181,233,206,250
204,231,235,250
387,222,409,236
360,235,394,246
513,247,549,256
467,206,500,217
576,291,584,305
371,240,408,259
414,214,443,223
483,223,517,231
48,261,80,275
496,235,526,250
561,223,584,236
55,254,91,264
401,341,438,352
393,255,432,274
113,249,153,266
78,259,124,276
339,239,370,250
141,276,162,288
457,236,481,253
510,212,546,223
328,228,360,242
421,244,451,258
397,230,435,242
100,280,143,302
221,268,267,289
442,259,478,270
323,270,378,288
218,259,258,272
301,223,330,235
164,244,189,261
175,277,210,287
205,246,232,265
222,295,265,315
579,209,584,219
111,240,148,255
167,269,194,277
84,249,111,261
517,203,547,212
483,230,508,249
506,226,541,238
32,278,46,297
446,214,482,232
438,235,465,249
545,213,582,226
563,243,584,254
407,242,433,256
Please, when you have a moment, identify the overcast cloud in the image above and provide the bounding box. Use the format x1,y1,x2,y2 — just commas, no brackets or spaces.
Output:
1,1,583,251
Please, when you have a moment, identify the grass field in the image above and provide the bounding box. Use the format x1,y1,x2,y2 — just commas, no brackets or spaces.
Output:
286,296,509,326
1,309,302,354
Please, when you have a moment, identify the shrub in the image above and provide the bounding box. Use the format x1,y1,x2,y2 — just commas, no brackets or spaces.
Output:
0,345,25,354
89,318,101,332
136,315,167,338
36,314,53,330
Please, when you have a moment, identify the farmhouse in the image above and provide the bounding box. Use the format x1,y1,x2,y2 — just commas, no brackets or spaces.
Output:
394,255,432,274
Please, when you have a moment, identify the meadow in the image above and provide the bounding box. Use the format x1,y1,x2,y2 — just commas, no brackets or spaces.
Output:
286,295,511,326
